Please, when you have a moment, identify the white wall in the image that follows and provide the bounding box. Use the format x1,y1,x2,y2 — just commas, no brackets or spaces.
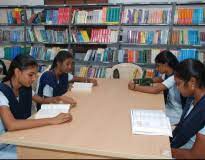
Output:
109,0,204,3
0,0,44,5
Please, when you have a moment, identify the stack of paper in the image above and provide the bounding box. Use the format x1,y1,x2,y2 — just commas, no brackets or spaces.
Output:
35,104,70,119
71,82,93,92
130,109,172,137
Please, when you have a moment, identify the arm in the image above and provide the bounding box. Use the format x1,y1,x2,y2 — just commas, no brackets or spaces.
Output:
72,76,97,86
0,107,72,131
32,95,76,105
172,133,205,159
128,81,166,94
152,76,164,83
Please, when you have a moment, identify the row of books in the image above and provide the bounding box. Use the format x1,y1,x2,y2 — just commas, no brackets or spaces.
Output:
29,46,61,61
83,48,118,62
174,8,205,25
171,30,205,45
121,8,171,24
1,46,204,65
0,9,25,24
90,29,118,43
0,46,30,60
0,29,24,42
79,66,107,78
126,30,168,44
171,49,204,62
81,48,205,64
27,29,69,43
72,7,120,24
1,7,204,26
71,29,119,43
45,8,71,24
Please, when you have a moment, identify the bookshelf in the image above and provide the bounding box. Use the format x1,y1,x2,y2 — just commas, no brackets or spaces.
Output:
0,2,205,77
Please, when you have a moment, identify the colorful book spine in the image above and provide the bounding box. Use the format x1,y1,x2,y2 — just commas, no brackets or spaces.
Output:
174,7,205,24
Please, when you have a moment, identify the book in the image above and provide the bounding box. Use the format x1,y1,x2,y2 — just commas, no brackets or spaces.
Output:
35,104,70,119
130,109,172,136
71,82,93,92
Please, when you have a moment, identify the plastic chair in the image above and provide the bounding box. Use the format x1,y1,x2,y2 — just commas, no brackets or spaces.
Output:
110,63,143,80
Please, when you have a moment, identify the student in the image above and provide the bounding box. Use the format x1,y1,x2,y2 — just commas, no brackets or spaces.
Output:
0,55,72,159
128,50,183,125
36,50,97,110
171,59,205,159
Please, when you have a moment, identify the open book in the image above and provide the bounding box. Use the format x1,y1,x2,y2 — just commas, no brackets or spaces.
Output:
35,104,70,119
71,82,93,92
130,109,172,137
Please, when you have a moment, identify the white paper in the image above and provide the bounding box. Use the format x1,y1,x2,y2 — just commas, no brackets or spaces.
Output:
35,104,70,119
71,82,93,92
130,109,172,137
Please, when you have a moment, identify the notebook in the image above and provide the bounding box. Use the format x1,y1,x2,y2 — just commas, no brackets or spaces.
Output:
35,104,70,119
130,109,172,137
71,82,93,92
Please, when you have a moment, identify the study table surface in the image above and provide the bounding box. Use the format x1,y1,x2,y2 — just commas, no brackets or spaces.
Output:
0,79,171,159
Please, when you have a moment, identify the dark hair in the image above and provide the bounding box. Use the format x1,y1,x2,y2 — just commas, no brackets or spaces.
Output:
175,59,205,88
155,50,179,70
0,59,8,75
2,54,38,82
50,50,73,70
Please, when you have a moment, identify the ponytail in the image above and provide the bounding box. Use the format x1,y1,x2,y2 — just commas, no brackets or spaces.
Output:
3,54,38,82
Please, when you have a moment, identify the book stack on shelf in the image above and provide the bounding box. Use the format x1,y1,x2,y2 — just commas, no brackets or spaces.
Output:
72,6,120,24
0,29,25,42
121,8,171,24
174,7,205,25
0,8,25,24
125,29,169,45
27,28,69,43
83,48,118,62
71,30,90,42
45,8,71,25
29,46,61,61
0,46,30,60
171,29,202,45
78,66,107,78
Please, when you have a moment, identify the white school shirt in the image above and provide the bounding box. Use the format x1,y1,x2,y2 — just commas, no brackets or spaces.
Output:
0,90,35,134
36,73,74,97
162,75,183,125
180,102,205,149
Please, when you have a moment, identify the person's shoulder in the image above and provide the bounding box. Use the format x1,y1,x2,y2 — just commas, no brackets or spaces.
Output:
40,70,53,79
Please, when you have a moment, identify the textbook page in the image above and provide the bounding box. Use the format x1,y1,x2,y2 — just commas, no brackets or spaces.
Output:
130,109,172,137
35,104,70,119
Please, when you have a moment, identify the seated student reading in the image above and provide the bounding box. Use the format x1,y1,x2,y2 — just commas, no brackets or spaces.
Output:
36,50,97,110
171,59,205,159
0,55,72,159
128,50,183,125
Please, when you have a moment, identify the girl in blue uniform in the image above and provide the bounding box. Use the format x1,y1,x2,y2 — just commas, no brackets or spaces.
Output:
128,50,183,125
36,50,97,110
171,59,205,159
0,55,72,158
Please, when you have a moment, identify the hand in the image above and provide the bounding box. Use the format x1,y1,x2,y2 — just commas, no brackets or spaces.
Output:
60,96,77,106
89,79,97,86
49,113,72,125
128,81,135,91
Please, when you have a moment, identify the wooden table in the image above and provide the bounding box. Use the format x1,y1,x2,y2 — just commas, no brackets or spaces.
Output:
0,79,171,159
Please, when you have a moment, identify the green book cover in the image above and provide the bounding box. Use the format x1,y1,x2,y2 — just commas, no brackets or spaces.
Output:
106,7,110,22
116,8,120,22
